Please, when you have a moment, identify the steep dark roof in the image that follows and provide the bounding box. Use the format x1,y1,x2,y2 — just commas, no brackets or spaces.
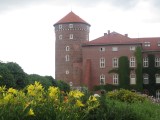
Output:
54,11,90,26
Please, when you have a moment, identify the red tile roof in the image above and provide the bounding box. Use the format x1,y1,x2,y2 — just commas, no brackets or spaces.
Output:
84,32,138,45
54,11,90,26
83,31,160,51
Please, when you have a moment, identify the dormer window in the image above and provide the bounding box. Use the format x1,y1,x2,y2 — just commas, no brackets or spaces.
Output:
69,24,73,28
144,42,150,47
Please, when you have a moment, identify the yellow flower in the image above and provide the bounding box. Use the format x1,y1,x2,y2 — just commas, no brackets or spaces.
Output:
0,86,6,93
48,86,59,99
8,88,17,94
28,108,35,116
69,90,84,99
88,95,97,102
76,100,84,107
4,94,12,101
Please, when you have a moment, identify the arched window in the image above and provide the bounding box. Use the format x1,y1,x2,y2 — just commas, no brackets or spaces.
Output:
65,55,69,61
66,46,70,51
100,74,105,85
143,74,149,84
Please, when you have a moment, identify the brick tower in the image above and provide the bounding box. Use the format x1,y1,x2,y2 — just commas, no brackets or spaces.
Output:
54,11,90,88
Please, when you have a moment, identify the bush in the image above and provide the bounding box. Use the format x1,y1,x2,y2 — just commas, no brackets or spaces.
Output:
107,89,146,103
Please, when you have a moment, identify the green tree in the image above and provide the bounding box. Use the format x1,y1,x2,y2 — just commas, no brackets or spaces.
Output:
6,62,27,89
0,63,15,88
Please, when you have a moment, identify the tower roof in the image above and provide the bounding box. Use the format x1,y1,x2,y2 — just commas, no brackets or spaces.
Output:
54,11,90,26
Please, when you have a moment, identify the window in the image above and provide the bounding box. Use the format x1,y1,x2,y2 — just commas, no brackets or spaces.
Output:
69,34,73,39
130,74,136,85
69,82,73,87
143,74,149,84
155,57,160,67
69,24,73,28
66,70,69,74
112,58,118,68
158,42,160,47
112,47,118,51
66,46,70,51
130,57,136,67
59,35,62,39
100,74,105,85
144,42,150,47
130,46,135,51
65,55,69,61
143,57,148,67
113,74,119,85
100,47,105,51
156,74,160,84
156,90,160,99
100,58,105,68
59,24,62,29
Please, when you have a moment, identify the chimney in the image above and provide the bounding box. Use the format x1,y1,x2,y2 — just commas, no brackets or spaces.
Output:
104,33,107,36
108,30,110,34
125,34,128,37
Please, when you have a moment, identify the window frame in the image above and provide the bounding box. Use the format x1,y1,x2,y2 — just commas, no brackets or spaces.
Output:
100,74,105,85
112,58,118,68
69,34,73,39
113,74,119,85
156,90,160,99
59,24,62,29
112,47,118,51
130,46,135,51
155,57,160,67
66,46,70,51
143,57,148,67
130,57,136,67
130,74,136,85
65,55,70,61
100,47,105,52
156,74,160,84
100,58,105,68
143,74,149,84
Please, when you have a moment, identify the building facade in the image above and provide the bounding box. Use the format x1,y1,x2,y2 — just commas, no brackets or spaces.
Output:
54,11,160,98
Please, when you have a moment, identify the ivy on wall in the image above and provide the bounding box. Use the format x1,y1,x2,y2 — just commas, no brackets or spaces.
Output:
143,54,160,96
134,47,143,91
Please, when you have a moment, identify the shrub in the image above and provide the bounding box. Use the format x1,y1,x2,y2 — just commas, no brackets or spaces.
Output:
107,89,146,103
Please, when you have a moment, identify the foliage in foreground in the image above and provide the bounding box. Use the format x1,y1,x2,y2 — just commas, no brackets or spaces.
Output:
0,82,159,120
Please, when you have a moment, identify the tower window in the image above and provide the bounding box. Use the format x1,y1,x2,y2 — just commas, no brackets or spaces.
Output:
66,70,69,74
65,55,70,61
69,34,73,39
100,58,105,68
59,35,62,39
66,46,70,51
69,24,73,28
59,24,62,29
100,74,105,85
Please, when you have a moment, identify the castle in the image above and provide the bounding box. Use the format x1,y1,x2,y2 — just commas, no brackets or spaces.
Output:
54,11,160,98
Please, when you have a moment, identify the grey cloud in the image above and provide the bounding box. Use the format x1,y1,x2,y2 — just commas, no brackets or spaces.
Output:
0,0,140,13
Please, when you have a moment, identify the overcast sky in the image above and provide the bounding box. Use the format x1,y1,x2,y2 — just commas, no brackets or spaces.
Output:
0,0,160,78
